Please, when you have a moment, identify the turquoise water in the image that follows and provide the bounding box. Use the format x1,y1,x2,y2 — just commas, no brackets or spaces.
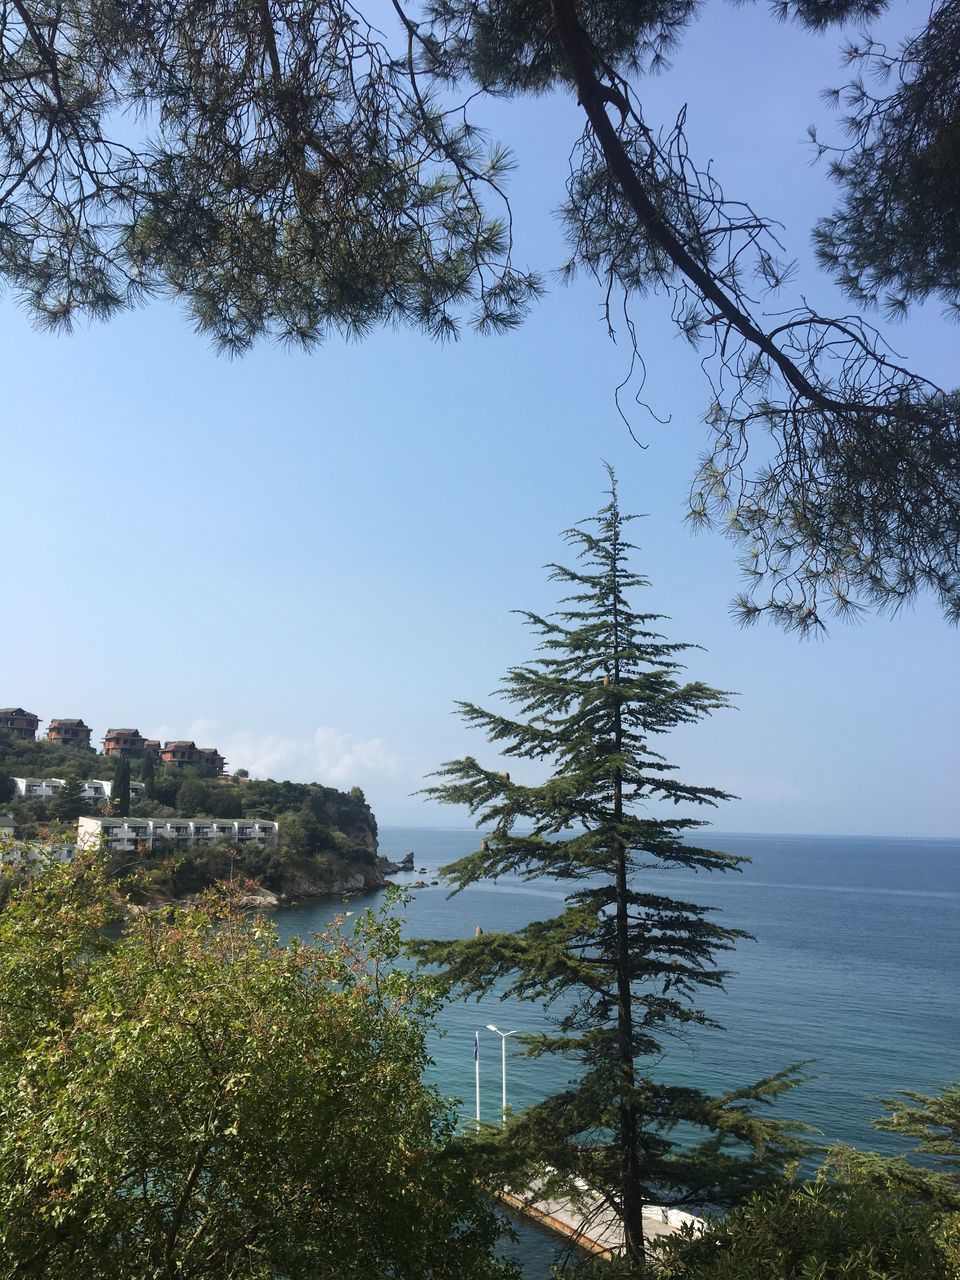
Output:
272,827,960,1275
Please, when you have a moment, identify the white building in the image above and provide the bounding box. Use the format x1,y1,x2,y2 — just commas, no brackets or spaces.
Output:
77,816,278,853
0,816,75,866
14,778,145,804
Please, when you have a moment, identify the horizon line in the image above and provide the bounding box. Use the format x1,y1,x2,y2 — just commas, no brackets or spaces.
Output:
376,823,960,842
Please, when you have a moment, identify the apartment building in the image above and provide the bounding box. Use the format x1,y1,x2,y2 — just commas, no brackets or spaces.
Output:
77,816,278,852
46,718,93,748
0,708,39,740
0,837,75,866
14,778,145,804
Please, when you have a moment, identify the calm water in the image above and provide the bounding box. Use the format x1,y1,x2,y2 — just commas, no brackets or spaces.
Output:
272,827,960,1275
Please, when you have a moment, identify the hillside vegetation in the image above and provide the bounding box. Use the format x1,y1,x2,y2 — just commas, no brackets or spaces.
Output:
0,731,381,902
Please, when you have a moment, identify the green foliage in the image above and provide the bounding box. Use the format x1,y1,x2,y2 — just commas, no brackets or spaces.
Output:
176,777,210,816
139,751,156,793
414,473,810,1260
0,769,13,804
0,854,515,1280
0,729,104,780
216,775,374,834
278,809,326,859
127,798,177,819
652,1162,960,1280
813,5,960,318
829,1083,960,1210
150,770,183,807
0,734,380,897
47,774,89,821
207,786,245,818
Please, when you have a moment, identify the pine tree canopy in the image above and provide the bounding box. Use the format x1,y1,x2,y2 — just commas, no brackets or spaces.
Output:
2,0,958,627
48,774,88,821
832,1082,960,1210
412,470,812,1262
812,3,960,318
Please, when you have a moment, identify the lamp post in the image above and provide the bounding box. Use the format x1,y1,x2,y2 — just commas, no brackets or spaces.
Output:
486,1024,518,1125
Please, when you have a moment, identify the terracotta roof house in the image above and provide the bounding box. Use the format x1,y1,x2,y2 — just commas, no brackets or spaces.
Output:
196,747,227,776
0,708,39,740
47,718,93,748
103,728,147,758
160,740,201,768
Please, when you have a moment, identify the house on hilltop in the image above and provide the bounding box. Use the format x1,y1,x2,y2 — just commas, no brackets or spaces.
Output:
160,742,226,775
103,728,159,759
46,718,93,748
0,708,39,740
198,747,226,775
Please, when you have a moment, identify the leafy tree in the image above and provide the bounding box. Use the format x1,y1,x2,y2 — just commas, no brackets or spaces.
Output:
0,769,14,804
0,731,104,782
278,809,325,859
152,771,184,807
111,756,131,815
651,1157,960,1280
413,472,810,1263
0,852,514,1280
127,797,177,820
208,786,244,819
0,0,957,627
176,777,210,816
47,774,88,821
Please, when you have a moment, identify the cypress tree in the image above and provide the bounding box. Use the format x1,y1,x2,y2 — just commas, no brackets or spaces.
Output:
139,752,155,798
414,470,810,1262
111,757,131,816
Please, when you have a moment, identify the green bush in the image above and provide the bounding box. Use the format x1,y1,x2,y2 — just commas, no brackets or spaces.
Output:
653,1168,959,1280
0,855,513,1280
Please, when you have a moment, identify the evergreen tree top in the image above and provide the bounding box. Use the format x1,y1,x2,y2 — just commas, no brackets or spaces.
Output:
424,468,736,877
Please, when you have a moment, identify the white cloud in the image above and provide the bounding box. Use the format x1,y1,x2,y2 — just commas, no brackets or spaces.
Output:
179,722,399,787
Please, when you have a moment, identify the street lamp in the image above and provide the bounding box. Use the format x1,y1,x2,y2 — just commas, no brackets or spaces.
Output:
486,1024,518,1125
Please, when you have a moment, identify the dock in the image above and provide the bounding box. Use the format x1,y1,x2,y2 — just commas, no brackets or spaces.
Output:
497,1172,704,1258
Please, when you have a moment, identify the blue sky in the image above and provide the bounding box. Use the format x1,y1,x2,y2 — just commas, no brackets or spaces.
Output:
2,1,957,836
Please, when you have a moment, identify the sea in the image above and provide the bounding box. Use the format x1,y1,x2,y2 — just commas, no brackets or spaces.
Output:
271,827,960,1276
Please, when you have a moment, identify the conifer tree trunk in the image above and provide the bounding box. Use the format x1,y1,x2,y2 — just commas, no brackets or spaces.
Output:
615,823,644,1259
611,529,645,1261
